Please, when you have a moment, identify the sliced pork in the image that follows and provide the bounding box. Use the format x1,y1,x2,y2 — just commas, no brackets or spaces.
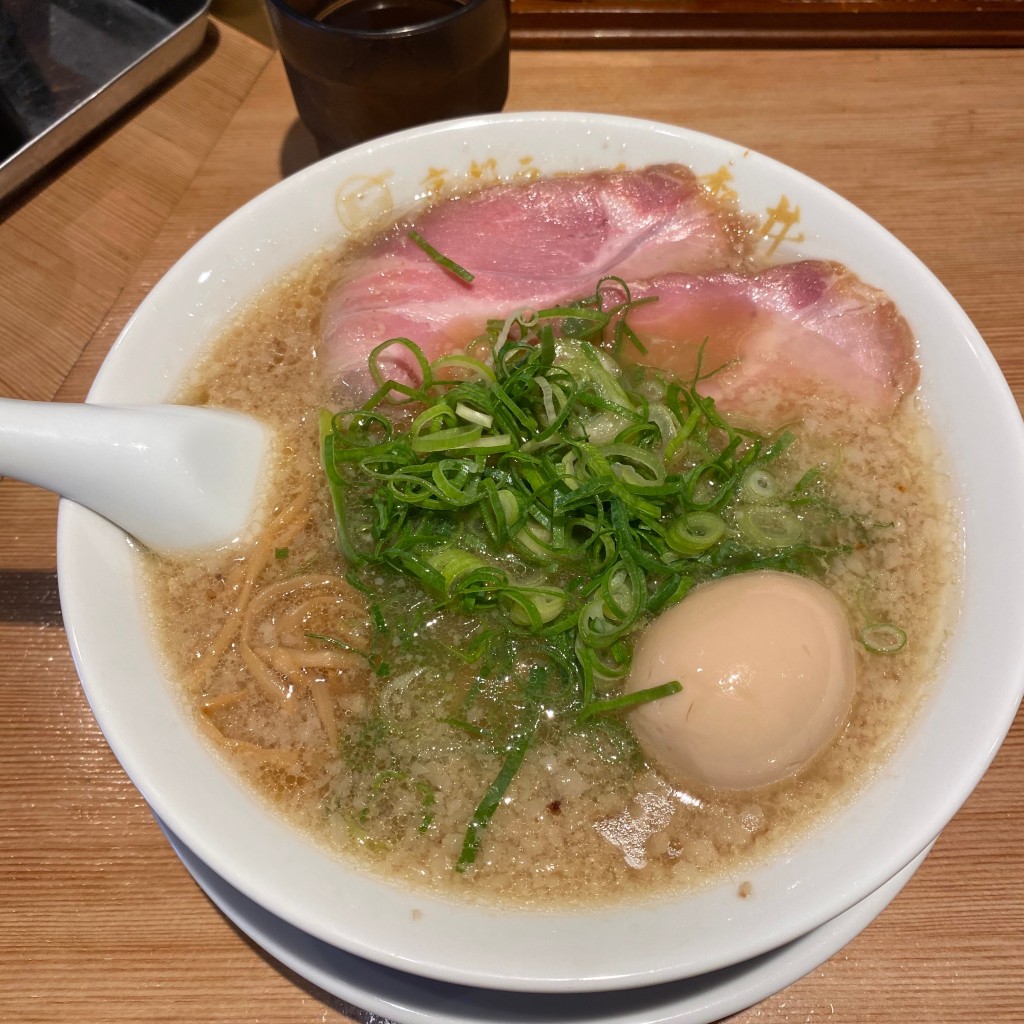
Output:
622,261,918,416
322,165,748,397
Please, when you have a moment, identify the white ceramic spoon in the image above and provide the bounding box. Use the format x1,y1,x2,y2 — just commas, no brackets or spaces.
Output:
0,399,271,554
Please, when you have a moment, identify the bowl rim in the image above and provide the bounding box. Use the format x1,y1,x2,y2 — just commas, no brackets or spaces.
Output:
57,111,1024,992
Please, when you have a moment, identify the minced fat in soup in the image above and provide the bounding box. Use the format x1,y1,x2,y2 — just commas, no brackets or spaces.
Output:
145,193,960,908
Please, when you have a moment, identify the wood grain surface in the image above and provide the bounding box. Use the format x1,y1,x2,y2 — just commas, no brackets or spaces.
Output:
211,0,1024,49
509,0,1024,48
1,20,1022,1024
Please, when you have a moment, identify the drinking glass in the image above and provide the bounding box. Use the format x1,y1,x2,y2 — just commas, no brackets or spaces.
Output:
264,0,510,156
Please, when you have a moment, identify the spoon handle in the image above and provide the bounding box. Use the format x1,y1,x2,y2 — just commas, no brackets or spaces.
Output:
0,398,269,553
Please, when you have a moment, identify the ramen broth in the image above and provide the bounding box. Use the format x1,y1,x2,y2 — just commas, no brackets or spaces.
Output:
145,189,960,907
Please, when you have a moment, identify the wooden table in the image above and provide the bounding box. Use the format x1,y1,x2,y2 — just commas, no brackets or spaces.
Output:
2,20,1022,1024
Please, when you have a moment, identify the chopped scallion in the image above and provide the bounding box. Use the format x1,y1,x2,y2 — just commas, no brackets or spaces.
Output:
318,278,877,870
408,229,475,283
859,623,907,654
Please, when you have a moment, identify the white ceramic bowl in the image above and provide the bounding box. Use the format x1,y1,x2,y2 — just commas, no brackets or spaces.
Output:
58,113,1024,993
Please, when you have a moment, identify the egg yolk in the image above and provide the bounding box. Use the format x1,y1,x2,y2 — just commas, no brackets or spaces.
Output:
626,570,856,791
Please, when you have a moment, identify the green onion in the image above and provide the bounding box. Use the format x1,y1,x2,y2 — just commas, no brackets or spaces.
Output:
318,277,876,871
734,505,804,548
408,229,475,283
427,547,488,594
740,467,780,503
664,511,726,556
859,623,907,654
432,353,495,383
576,679,682,724
456,706,540,872
368,337,433,399
504,586,566,627
455,402,494,428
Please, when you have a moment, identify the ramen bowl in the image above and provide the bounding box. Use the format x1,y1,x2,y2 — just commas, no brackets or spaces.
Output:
58,113,1024,992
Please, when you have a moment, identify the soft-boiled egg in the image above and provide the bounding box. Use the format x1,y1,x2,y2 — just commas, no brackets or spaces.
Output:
626,570,856,791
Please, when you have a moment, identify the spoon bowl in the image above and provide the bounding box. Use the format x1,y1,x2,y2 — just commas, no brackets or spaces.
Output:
0,398,271,553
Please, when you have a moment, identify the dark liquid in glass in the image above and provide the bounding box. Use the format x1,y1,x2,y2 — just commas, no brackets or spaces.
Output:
270,0,508,154
315,0,464,31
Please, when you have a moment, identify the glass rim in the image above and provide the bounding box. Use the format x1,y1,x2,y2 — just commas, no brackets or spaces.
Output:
265,0,501,38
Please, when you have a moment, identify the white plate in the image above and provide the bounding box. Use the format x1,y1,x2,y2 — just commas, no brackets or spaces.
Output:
59,112,1024,993
163,820,930,1024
